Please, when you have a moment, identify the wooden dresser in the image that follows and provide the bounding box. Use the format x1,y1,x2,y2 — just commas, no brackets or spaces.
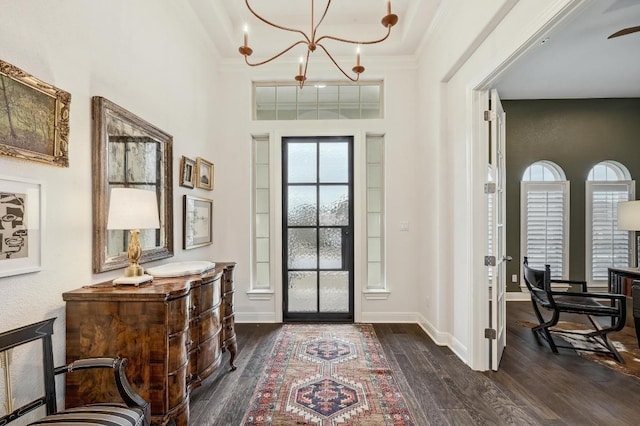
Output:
63,262,237,426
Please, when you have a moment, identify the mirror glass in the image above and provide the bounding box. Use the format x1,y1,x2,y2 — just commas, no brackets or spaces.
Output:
92,96,173,273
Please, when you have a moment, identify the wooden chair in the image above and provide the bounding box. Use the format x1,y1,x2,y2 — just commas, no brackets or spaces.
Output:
0,318,150,425
522,257,627,363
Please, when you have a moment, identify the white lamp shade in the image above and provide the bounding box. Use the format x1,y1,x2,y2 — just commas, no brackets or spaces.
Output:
107,188,160,230
617,200,640,231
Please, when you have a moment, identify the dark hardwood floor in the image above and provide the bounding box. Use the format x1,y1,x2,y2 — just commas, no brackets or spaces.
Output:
190,302,640,425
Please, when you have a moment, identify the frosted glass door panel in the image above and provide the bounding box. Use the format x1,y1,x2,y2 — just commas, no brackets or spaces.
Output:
288,228,317,269
288,143,317,183
289,271,318,312
320,143,348,182
319,228,342,269
288,186,317,226
319,272,349,312
320,186,349,226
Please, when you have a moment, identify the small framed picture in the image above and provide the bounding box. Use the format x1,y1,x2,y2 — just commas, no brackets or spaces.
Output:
0,176,44,277
195,157,214,190
179,156,196,188
183,194,213,249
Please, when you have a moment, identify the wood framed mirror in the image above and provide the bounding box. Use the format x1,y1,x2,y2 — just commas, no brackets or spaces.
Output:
92,96,173,273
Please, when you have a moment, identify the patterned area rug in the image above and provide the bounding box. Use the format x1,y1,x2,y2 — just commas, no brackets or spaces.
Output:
516,320,640,379
242,324,416,425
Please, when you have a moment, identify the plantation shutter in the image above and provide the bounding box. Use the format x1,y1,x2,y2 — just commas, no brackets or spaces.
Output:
588,182,632,282
521,182,569,279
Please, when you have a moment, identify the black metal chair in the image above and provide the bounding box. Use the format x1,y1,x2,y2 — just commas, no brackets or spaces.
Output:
0,318,150,426
522,257,627,363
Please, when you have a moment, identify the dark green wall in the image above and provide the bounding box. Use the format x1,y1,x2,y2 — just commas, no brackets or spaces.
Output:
504,98,640,291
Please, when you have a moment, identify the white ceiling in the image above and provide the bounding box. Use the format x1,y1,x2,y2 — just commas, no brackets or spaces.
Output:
188,0,440,63
495,0,640,99
188,0,640,99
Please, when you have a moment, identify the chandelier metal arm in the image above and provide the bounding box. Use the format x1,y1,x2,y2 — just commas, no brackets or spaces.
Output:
244,40,309,67
245,0,311,44
312,0,332,41
315,25,392,46
316,43,360,82
240,0,398,87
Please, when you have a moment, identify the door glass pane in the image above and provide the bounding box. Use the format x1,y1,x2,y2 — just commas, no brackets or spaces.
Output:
319,228,342,269
289,271,317,312
288,185,317,226
319,185,349,226
288,143,317,183
288,228,317,269
319,143,348,183
320,271,349,312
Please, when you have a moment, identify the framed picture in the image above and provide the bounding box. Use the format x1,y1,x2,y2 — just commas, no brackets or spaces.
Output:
183,194,213,249
195,157,214,190
179,156,196,188
0,176,43,277
0,59,71,167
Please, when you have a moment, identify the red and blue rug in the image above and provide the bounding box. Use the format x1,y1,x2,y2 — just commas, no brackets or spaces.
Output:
242,324,416,425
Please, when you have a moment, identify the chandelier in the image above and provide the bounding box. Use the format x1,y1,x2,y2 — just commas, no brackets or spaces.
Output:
238,0,399,88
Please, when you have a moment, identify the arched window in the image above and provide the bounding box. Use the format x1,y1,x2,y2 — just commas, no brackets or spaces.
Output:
586,161,634,286
521,161,569,280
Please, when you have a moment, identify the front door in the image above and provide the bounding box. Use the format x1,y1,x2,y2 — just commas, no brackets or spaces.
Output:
282,136,354,322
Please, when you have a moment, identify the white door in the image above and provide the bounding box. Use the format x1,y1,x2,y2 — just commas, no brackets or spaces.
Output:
488,89,507,371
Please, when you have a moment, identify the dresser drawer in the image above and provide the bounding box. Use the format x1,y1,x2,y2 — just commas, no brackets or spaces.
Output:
198,334,222,379
222,317,236,339
168,362,188,410
168,330,189,372
167,295,189,335
199,308,222,341
222,275,235,293
200,277,221,311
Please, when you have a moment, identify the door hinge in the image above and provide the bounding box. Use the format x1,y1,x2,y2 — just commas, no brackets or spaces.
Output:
485,328,497,339
484,182,496,194
484,110,496,121
484,256,496,266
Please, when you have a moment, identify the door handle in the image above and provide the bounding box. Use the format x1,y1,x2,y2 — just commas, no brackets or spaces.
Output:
503,255,513,262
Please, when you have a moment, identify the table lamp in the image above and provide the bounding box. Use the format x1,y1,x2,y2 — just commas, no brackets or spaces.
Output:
618,200,640,268
107,188,160,285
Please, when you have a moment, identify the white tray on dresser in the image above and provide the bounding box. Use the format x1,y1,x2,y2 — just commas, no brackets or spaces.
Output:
146,261,216,278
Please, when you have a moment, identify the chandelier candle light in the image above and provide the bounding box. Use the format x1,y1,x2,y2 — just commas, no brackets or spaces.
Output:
238,0,399,88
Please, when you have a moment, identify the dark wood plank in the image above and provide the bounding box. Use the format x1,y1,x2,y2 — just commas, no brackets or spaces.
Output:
189,304,640,425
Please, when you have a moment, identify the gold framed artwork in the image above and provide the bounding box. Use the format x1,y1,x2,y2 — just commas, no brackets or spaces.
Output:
196,157,214,190
179,156,196,188
183,194,213,249
0,59,71,167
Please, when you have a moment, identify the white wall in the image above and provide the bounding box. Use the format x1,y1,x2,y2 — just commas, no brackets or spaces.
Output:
214,58,423,323
0,0,220,415
416,0,578,368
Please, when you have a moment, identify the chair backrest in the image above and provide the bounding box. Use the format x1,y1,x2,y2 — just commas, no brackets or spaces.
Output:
522,257,552,307
0,318,58,424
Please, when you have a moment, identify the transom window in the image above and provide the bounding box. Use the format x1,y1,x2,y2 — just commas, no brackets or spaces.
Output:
253,81,383,120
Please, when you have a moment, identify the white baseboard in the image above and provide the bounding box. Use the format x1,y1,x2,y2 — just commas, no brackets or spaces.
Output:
236,312,278,322
359,311,419,323
507,291,530,302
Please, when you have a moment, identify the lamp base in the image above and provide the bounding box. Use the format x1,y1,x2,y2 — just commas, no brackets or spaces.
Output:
112,274,154,286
